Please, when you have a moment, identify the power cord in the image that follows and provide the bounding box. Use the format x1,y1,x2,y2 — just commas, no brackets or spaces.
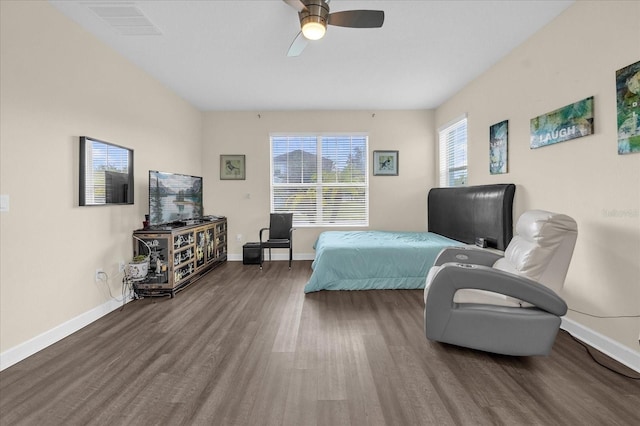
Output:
121,275,139,308
95,271,135,308
568,308,640,318
563,330,640,380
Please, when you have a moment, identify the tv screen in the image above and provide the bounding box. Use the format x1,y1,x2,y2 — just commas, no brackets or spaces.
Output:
79,136,134,206
149,170,203,226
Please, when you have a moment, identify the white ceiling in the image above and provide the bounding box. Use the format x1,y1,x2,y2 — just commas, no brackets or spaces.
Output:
49,0,573,111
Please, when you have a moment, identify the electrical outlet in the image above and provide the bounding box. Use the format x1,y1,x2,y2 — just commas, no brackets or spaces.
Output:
118,261,126,273
236,234,242,242
95,269,104,282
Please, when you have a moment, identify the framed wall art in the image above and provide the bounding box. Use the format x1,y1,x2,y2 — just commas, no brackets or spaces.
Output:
373,150,398,176
489,120,508,174
220,154,245,180
616,60,640,155
530,96,594,149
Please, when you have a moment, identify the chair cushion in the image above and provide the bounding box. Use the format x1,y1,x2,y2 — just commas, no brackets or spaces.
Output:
424,265,521,308
263,239,290,249
494,210,577,289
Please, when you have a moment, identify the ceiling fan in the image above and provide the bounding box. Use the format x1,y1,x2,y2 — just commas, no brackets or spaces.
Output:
283,0,385,57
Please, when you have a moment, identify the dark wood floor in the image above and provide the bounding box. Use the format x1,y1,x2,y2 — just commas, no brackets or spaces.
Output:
1,261,638,425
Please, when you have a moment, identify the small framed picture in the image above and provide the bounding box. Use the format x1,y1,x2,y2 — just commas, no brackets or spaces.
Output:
220,155,245,180
373,150,399,176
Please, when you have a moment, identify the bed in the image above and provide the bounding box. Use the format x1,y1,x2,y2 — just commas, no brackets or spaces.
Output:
304,184,515,293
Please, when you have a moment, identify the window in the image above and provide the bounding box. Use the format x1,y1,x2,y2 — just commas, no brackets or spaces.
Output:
270,134,368,227
438,116,468,187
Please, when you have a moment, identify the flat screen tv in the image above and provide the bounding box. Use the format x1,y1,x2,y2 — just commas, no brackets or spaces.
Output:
79,136,134,206
149,170,203,226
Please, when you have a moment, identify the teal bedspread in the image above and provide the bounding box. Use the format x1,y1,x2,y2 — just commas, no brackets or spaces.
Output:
304,231,463,293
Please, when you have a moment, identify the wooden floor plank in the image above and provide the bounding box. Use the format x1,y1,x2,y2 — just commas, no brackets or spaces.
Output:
341,329,387,426
271,276,305,353
362,334,419,425
317,400,351,426
387,345,456,425
1,260,638,426
283,368,318,426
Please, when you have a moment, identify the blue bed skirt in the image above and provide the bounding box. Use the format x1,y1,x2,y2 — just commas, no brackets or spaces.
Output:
304,231,463,293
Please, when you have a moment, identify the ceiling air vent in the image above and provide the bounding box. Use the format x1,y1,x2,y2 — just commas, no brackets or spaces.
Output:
89,5,162,36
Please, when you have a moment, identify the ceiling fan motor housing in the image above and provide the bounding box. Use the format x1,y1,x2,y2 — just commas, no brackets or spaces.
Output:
299,0,330,32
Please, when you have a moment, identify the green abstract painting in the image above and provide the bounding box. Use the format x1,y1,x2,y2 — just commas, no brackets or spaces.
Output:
530,97,594,149
616,60,640,155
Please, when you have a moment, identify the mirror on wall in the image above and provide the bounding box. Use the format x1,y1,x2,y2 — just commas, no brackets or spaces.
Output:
79,136,134,206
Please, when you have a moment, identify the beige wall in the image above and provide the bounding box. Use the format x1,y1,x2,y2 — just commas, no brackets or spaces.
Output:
202,110,435,256
0,1,202,352
436,1,640,351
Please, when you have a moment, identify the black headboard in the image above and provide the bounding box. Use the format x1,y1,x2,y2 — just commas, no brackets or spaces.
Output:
428,184,516,250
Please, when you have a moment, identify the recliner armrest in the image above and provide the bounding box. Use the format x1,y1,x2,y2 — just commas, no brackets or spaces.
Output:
433,247,503,267
427,263,567,316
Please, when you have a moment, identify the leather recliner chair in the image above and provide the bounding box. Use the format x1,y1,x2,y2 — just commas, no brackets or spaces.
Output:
424,210,578,356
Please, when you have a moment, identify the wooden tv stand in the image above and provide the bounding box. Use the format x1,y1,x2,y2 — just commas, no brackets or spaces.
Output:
132,217,227,297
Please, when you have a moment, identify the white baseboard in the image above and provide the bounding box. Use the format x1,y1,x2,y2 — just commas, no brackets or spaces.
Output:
0,297,130,371
561,317,640,373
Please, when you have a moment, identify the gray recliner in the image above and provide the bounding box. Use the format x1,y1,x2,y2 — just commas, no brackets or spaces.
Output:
424,210,578,356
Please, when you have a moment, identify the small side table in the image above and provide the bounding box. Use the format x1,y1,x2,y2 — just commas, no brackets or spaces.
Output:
243,242,262,265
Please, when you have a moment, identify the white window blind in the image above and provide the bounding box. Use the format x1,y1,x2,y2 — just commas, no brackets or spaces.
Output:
439,116,468,187
270,134,369,227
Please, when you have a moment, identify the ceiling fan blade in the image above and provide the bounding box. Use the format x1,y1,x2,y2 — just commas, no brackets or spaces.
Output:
287,31,309,57
282,0,307,13
328,10,384,28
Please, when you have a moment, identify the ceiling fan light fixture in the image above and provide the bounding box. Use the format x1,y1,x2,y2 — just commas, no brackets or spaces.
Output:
299,0,329,40
285,0,384,56
302,21,326,40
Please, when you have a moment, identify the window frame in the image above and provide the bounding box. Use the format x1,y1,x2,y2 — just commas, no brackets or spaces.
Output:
438,115,468,187
269,133,369,228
